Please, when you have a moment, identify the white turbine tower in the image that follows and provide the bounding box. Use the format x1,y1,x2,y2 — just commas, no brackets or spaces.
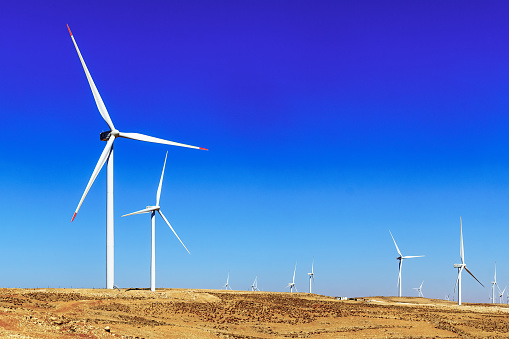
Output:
251,276,259,291
287,262,298,293
453,217,484,306
121,152,189,291
413,281,424,298
491,262,498,304
389,230,424,297
308,258,315,294
223,272,232,290
68,26,207,289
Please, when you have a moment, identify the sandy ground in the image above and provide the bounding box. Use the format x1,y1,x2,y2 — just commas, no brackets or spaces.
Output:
0,288,509,338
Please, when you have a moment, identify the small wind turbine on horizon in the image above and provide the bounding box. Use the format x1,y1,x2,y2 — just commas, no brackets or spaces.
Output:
491,262,498,304
413,281,424,298
223,272,232,290
308,258,315,294
499,286,507,304
67,25,207,289
251,276,259,291
121,152,189,292
287,262,298,293
389,230,424,297
453,217,484,306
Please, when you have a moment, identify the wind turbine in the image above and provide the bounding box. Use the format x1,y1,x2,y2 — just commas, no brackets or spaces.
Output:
308,258,315,294
223,272,232,290
389,230,424,297
121,152,189,291
491,262,498,304
453,217,484,306
67,25,207,289
499,286,507,304
251,276,259,291
413,281,424,298
287,262,298,293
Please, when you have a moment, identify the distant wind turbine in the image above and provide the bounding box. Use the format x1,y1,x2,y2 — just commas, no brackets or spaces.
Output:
308,258,315,294
287,262,298,293
499,286,507,304
389,230,424,297
67,25,207,289
251,276,259,291
453,217,484,306
413,281,424,298
223,272,232,290
121,152,189,292
491,262,498,304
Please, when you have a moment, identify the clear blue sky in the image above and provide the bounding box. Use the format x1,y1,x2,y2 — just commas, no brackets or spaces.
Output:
1,1,509,302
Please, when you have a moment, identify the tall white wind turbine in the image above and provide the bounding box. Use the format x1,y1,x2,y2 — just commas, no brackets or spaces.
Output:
308,258,315,294
389,230,424,297
491,262,498,304
67,25,207,289
287,262,297,293
413,281,424,298
453,217,484,306
121,152,189,291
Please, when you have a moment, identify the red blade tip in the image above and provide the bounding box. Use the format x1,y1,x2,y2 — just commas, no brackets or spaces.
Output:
71,212,77,222
67,24,72,36
199,147,208,151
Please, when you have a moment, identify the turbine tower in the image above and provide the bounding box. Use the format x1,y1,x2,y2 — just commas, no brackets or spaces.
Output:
413,281,424,297
223,272,232,290
491,262,498,304
389,230,424,297
121,152,189,291
308,257,315,294
251,276,259,291
453,217,484,306
67,25,207,289
287,262,297,292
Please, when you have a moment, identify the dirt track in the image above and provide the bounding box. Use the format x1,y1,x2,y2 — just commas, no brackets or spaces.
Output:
1,288,509,338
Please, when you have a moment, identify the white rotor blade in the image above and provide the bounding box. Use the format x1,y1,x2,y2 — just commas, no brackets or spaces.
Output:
403,255,425,259
121,207,157,217
72,137,115,221
156,151,168,206
158,210,190,254
67,25,115,131
389,230,402,257
293,262,297,283
118,132,207,150
460,217,464,264
454,267,463,293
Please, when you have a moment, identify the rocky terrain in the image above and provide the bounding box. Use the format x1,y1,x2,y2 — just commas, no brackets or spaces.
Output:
0,288,509,338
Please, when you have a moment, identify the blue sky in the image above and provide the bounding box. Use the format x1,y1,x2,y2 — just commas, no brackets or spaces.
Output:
1,1,509,302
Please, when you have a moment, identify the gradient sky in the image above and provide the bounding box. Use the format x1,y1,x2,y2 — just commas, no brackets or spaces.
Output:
1,1,509,303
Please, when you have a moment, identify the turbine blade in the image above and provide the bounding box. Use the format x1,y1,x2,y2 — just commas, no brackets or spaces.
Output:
293,262,297,283
311,257,314,274
72,137,114,221
158,210,190,254
402,255,425,259
121,207,156,217
460,217,464,264
67,25,115,131
465,267,484,287
389,230,403,257
156,151,168,206
118,132,207,150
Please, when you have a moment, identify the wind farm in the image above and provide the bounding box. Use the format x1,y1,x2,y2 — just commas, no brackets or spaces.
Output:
4,1,509,338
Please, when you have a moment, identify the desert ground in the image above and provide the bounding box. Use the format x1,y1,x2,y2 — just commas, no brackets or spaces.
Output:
1,288,509,338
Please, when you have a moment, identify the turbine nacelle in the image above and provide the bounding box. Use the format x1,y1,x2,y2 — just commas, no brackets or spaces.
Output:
454,264,465,268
